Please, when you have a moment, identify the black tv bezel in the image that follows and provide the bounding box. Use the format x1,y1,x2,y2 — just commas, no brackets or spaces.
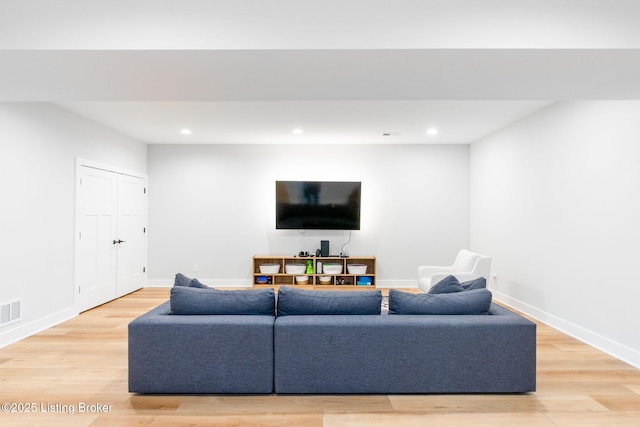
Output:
275,180,361,230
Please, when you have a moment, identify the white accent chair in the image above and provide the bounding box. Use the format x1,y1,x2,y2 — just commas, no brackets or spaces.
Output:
417,249,492,293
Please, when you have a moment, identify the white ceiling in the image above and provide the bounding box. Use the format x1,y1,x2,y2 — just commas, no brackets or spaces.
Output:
53,100,552,145
3,0,640,144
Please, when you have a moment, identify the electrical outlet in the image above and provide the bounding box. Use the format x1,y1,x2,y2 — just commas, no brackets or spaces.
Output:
193,264,199,273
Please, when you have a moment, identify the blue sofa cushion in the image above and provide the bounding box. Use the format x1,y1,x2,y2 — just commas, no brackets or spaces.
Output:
428,275,464,294
277,286,382,316
461,277,487,290
170,286,275,315
389,288,492,315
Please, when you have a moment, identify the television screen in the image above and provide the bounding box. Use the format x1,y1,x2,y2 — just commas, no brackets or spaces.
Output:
276,181,361,230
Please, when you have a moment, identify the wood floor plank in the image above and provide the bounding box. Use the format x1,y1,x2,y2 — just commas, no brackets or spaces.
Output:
388,394,547,413
324,412,557,427
1,287,639,427
546,411,640,427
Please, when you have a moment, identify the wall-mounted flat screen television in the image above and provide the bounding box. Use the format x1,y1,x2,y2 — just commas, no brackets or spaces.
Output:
276,181,361,230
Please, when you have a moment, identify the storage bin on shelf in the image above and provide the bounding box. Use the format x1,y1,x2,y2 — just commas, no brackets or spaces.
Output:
347,264,367,274
356,276,373,286
285,264,306,274
259,263,280,274
322,263,342,274
318,276,332,285
255,275,272,285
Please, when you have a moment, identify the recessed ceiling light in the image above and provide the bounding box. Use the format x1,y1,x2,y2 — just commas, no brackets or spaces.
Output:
426,128,438,136
292,128,304,135
180,128,192,135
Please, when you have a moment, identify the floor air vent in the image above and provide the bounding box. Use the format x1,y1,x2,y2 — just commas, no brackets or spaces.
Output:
0,299,21,327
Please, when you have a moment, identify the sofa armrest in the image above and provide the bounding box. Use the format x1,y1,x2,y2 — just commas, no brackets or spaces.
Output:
128,301,275,394
417,265,451,278
417,266,452,291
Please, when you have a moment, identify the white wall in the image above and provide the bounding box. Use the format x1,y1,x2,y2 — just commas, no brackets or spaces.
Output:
0,102,147,347
147,143,470,287
470,101,640,367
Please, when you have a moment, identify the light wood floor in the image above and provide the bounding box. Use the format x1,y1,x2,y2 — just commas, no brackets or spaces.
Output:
1,288,640,426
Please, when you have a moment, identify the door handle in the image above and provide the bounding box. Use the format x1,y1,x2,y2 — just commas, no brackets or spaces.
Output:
113,239,126,244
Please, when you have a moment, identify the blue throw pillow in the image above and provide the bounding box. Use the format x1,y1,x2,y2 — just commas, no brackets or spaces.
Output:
461,277,487,290
173,272,192,287
428,275,464,294
170,286,275,315
187,278,210,288
277,286,382,316
388,288,492,315
173,273,210,288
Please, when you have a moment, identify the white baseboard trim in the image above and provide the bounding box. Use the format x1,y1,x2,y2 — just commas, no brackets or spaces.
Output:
376,280,418,289
146,278,418,289
145,279,174,288
0,306,76,349
146,279,252,288
492,289,640,369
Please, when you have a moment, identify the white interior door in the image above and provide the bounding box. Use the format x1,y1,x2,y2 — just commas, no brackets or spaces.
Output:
76,164,147,313
116,174,146,296
76,167,118,312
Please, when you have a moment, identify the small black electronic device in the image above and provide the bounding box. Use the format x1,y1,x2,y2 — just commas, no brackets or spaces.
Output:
321,240,329,257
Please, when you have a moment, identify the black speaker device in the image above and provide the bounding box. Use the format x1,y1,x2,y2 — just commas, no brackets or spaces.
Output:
320,240,329,257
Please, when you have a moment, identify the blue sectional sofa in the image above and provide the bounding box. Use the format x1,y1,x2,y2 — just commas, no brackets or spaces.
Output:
128,280,536,394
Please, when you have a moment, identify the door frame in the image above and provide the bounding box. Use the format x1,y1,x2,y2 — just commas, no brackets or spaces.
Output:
74,158,148,314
